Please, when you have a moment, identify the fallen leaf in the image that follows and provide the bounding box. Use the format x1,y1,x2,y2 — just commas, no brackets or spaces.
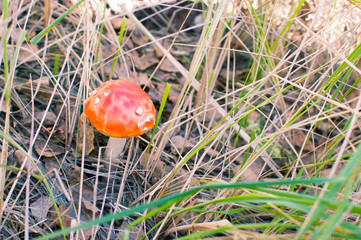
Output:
170,135,195,153
54,119,67,142
130,72,151,87
152,40,173,58
21,109,57,126
232,158,264,181
82,198,100,214
131,29,149,47
153,70,176,82
159,58,180,73
150,160,166,185
35,110,57,126
47,202,73,228
0,101,9,113
151,82,181,103
30,196,53,221
68,165,82,183
287,129,315,152
318,165,343,177
43,157,60,173
199,103,222,122
99,40,129,79
34,139,64,157
110,15,136,32
14,150,39,173
165,219,265,239
18,43,40,63
131,51,158,71
115,220,142,239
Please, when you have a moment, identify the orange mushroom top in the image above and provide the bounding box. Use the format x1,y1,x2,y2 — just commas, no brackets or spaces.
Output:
84,80,156,138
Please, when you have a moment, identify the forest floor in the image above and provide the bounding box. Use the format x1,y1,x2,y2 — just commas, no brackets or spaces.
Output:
1,0,361,239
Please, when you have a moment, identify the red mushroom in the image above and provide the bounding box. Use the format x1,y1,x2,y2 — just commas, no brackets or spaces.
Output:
84,79,156,158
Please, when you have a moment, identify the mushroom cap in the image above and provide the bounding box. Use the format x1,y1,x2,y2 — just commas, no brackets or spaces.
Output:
84,80,156,138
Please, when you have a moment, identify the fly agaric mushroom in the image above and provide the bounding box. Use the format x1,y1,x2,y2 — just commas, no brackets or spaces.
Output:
84,79,156,158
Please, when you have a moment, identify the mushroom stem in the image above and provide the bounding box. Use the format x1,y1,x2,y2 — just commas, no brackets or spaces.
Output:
105,137,126,159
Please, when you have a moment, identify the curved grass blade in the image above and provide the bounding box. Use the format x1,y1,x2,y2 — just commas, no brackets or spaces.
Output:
33,178,335,240
30,0,85,44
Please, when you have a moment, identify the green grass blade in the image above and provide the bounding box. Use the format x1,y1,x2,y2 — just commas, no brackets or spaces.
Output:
110,17,127,79
53,54,60,75
33,178,335,240
2,0,8,20
30,0,85,44
296,142,361,239
146,83,171,158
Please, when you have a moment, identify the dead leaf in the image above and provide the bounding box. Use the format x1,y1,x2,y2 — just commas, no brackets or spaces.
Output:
30,196,53,221
21,109,57,126
151,82,181,103
110,64,131,80
170,135,195,153
0,101,9,113
54,119,67,142
165,219,272,239
43,157,60,173
14,150,39,173
318,165,343,177
287,129,315,152
35,110,57,126
153,70,176,82
47,202,73,228
159,58,180,73
122,36,134,50
166,219,241,237
199,103,222,122
232,158,264,181
152,39,173,58
115,220,142,239
18,44,40,63
82,198,100,214
110,15,126,30
68,165,82,183
132,51,158,71
130,72,151,87
131,29,149,47
78,113,95,155
34,139,64,157
150,160,166,185
345,89,360,109
153,45,164,59
7,31,40,63
110,15,136,32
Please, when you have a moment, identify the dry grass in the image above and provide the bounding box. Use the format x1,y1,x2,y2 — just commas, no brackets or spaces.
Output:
1,0,361,239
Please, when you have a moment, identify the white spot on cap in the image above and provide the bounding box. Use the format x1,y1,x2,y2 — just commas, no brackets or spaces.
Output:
143,127,148,131
104,91,110,96
136,107,143,115
94,97,100,105
90,89,97,96
144,115,152,122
